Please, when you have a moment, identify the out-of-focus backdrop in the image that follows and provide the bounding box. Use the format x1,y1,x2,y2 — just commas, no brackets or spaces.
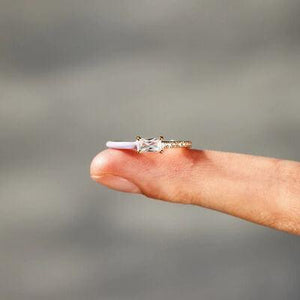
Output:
1,1,299,299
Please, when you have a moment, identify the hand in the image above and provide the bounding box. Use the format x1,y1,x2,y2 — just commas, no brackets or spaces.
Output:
90,148,300,235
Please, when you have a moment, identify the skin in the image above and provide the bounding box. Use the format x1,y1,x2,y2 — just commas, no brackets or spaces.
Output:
90,148,300,235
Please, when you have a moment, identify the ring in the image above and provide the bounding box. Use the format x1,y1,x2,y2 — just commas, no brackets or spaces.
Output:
106,136,192,153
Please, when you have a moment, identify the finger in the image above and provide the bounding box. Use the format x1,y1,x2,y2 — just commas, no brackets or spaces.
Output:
90,148,300,234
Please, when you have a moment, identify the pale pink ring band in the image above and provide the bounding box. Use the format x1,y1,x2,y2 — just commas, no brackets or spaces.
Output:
106,141,137,150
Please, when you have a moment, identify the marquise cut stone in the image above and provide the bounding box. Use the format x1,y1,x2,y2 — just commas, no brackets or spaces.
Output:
136,137,163,153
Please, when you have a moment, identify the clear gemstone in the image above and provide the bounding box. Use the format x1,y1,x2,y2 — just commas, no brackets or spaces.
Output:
136,137,162,153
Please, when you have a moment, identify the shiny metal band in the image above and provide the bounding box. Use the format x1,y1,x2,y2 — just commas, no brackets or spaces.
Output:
162,140,192,149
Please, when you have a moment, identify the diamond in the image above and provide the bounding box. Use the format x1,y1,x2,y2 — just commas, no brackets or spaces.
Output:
136,137,163,153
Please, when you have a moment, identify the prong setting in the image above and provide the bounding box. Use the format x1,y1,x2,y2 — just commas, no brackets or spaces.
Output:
136,137,163,153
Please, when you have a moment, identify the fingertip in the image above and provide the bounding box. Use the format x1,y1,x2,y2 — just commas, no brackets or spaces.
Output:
90,148,200,179
90,149,138,179
90,148,206,201
90,149,115,178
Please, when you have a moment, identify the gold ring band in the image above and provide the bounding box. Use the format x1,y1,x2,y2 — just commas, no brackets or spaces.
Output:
161,140,192,149
136,136,192,153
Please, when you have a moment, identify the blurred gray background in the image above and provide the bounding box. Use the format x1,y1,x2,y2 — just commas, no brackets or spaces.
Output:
0,1,299,299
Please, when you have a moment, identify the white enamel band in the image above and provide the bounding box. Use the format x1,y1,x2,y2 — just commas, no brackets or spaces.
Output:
106,141,137,149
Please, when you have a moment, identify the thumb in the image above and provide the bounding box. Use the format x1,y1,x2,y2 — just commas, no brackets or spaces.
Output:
90,148,300,234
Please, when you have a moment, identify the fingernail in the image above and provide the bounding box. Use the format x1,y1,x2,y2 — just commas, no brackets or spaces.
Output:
91,174,141,194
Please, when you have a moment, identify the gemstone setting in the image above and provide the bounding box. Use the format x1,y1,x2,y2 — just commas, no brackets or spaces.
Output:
136,137,163,153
